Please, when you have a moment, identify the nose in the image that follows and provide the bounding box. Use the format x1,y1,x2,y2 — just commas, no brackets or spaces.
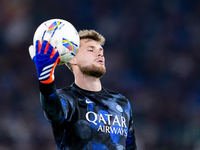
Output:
97,51,103,57
98,53,102,57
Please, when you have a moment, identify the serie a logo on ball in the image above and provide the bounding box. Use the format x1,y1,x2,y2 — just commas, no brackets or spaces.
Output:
33,19,80,65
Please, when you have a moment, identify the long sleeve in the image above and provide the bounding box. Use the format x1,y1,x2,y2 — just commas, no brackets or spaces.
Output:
39,81,65,124
126,104,137,150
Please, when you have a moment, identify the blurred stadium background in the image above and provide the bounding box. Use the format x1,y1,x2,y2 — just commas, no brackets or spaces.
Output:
1,0,200,149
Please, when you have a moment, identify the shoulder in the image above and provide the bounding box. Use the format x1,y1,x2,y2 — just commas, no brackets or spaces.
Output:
104,87,127,99
103,87,131,105
57,85,78,95
54,86,77,105
56,86,72,97
56,85,86,101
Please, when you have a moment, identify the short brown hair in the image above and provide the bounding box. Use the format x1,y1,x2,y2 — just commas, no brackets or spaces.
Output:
79,29,105,46
66,30,105,71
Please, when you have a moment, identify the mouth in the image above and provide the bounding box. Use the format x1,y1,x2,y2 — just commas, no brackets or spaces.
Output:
96,59,104,65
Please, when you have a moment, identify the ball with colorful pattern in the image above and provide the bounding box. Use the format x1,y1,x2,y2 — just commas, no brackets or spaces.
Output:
32,19,80,65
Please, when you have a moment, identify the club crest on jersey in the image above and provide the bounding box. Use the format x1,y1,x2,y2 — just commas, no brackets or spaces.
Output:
116,105,123,113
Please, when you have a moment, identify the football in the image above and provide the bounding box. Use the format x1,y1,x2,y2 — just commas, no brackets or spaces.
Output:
33,18,80,65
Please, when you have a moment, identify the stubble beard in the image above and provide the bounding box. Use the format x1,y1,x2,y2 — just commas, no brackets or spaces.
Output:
78,64,106,78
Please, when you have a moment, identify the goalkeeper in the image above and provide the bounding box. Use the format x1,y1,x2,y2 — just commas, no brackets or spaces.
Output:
29,29,137,150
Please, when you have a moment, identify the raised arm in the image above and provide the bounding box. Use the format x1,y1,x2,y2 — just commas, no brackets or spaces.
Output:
29,35,65,124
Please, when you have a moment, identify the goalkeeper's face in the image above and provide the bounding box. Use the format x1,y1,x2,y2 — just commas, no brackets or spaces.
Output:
74,38,106,78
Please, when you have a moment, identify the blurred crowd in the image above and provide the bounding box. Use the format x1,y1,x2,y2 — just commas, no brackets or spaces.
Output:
1,0,200,149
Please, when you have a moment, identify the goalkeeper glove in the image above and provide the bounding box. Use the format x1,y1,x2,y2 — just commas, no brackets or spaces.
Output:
29,35,60,84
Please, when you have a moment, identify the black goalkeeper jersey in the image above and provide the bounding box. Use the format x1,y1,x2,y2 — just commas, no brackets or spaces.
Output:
39,82,137,150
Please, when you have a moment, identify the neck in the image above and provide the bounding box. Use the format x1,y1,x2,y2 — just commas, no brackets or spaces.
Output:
74,73,102,92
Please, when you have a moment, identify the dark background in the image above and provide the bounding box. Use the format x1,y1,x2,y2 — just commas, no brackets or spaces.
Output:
1,0,200,150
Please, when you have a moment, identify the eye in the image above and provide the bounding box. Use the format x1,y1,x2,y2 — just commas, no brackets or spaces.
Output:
88,49,93,52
